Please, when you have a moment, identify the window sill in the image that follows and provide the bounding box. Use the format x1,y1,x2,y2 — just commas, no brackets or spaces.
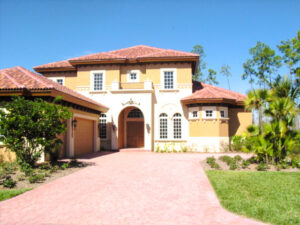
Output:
155,139,187,142
220,117,230,120
189,118,200,120
202,118,217,120
89,90,107,94
159,89,179,92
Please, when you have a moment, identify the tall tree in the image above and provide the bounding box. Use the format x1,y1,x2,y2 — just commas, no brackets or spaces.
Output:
191,45,219,84
220,65,231,90
242,42,281,89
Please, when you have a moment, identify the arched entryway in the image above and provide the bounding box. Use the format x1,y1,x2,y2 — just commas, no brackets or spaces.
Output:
118,107,144,149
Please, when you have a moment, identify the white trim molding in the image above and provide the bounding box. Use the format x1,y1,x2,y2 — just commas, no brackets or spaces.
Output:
188,107,200,120
160,68,177,90
202,106,217,119
90,70,106,91
127,70,140,83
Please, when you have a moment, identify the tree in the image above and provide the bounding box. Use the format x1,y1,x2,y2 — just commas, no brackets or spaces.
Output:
242,42,281,89
191,45,219,84
0,96,72,166
220,65,231,90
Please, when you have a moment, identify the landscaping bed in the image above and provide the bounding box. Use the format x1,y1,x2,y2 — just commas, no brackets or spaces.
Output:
0,158,91,201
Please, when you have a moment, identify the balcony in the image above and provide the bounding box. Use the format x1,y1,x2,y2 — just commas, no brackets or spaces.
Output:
120,82,144,89
111,80,153,92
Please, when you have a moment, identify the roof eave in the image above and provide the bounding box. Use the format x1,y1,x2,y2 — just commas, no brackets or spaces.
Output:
33,67,76,73
181,98,243,106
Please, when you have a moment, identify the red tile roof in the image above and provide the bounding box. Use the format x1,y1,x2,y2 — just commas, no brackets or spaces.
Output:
182,81,246,105
0,67,108,111
34,45,199,72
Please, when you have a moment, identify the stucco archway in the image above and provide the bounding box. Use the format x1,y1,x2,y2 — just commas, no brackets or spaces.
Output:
118,106,145,149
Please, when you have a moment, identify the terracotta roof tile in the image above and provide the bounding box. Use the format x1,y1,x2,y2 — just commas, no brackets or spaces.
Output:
182,81,246,104
0,67,108,110
34,45,199,71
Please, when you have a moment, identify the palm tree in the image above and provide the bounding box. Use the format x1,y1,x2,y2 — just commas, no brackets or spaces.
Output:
244,89,269,130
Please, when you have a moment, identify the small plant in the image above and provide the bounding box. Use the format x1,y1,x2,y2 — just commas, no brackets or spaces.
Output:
61,163,69,170
20,162,34,176
233,155,243,162
3,177,16,188
256,162,269,171
241,160,250,169
2,162,17,174
155,145,161,153
17,175,26,181
229,161,239,170
231,135,244,151
50,165,59,173
280,160,290,169
219,155,233,165
291,159,300,169
39,163,51,170
28,173,45,183
247,156,257,164
206,156,216,165
69,157,78,167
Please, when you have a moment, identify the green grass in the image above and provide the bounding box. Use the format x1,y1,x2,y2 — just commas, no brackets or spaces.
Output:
206,170,300,225
0,188,31,201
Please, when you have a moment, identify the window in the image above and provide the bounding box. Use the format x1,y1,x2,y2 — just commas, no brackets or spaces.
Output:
127,108,143,118
192,111,198,118
159,113,168,139
99,114,107,139
91,70,105,91
164,71,174,89
56,79,64,85
94,73,103,90
220,110,225,118
173,113,182,139
127,70,140,82
205,110,213,118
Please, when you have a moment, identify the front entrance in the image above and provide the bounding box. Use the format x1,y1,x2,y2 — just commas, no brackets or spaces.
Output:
118,107,144,149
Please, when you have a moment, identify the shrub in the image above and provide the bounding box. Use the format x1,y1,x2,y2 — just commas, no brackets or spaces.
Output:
28,174,45,183
2,162,17,174
20,162,34,176
181,145,188,153
219,156,233,165
3,177,16,188
256,162,269,171
247,156,257,164
231,135,244,151
233,155,243,162
206,156,216,165
50,165,59,173
0,96,72,166
291,159,300,169
61,163,69,170
17,175,26,181
38,163,51,170
241,160,250,169
229,161,239,170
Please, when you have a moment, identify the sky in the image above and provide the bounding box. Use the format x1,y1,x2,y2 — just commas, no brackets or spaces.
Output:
0,0,299,94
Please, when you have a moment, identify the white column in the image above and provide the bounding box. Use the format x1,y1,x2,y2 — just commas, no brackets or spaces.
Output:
112,81,119,90
144,79,152,90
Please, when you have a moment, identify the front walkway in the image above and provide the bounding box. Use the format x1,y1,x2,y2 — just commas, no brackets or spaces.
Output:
0,152,265,225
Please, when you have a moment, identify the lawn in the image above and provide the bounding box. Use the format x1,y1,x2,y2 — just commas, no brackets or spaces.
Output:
206,170,300,225
0,188,31,201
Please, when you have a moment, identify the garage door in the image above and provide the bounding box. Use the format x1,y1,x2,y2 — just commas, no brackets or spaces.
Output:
74,117,94,156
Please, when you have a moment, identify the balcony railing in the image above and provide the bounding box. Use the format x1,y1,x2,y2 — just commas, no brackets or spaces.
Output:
120,82,144,89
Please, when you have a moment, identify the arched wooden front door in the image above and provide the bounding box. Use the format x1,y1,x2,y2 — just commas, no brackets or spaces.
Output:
118,107,144,148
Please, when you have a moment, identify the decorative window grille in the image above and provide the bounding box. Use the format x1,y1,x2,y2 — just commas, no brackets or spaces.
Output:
192,111,198,118
127,109,143,118
164,71,174,89
130,73,137,80
220,110,225,118
99,114,107,139
205,110,213,118
93,73,103,90
56,79,64,85
173,113,182,139
159,113,168,139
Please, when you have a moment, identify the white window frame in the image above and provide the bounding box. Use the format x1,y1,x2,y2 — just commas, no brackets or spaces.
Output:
160,68,177,90
127,70,140,83
90,70,106,91
99,114,107,140
159,113,168,139
219,107,228,119
50,77,65,86
173,113,182,139
188,107,199,119
202,106,217,119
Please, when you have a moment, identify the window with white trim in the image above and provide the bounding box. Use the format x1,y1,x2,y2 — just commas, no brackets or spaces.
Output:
164,71,174,89
192,111,198,118
220,110,225,118
188,107,199,119
159,113,168,139
219,107,228,118
50,77,65,86
93,73,103,90
202,107,216,119
206,110,213,118
127,70,140,82
99,114,107,139
173,113,182,139
56,79,64,85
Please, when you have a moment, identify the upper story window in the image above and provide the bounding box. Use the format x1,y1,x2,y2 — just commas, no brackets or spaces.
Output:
91,70,105,91
202,106,216,119
50,77,65,86
127,70,140,83
159,113,168,139
99,114,107,139
220,110,225,118
127,108,143,118
192,111,198,118
161,68,177,90
219,107,228,118
188,107,199,120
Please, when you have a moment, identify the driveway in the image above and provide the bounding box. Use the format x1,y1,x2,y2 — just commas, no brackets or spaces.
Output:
0,152,265,225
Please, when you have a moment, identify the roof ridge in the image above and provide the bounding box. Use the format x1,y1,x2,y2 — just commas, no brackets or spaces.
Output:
17,67,53,88
1,70,25,88
203,83,246,97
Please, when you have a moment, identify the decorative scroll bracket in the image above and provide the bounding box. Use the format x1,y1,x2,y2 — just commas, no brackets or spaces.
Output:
122,98,140,106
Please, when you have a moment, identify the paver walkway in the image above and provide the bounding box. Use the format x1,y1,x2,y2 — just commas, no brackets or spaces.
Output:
0,152,266,225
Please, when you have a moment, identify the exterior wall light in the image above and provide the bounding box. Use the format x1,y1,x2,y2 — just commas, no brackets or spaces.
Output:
72,119,77,128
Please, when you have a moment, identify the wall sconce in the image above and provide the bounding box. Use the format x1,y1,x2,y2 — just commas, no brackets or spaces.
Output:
72,119,77,128
146,123,151,134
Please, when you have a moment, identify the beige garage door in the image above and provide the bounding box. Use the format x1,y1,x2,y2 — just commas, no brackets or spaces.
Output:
74,117,94,156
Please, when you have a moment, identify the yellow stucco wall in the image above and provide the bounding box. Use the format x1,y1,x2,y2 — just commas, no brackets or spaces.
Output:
0,146,16,162
229,108,252,136
43,63,192,90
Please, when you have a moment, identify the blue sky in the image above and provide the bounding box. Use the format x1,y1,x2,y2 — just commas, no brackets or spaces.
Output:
0,0,299,94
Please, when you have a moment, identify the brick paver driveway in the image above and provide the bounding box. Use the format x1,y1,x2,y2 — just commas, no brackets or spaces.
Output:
0,152,265,225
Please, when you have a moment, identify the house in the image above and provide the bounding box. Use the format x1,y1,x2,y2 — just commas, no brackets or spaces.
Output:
0,66,108,160
33,45,252,152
